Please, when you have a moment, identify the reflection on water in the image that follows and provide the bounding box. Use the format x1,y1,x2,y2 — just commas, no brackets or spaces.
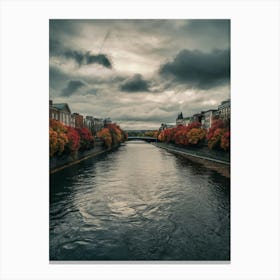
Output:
50,141,230,260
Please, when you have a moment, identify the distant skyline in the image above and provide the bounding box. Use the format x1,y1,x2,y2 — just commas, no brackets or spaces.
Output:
50,19,230,129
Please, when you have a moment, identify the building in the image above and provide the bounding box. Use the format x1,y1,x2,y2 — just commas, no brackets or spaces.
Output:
72,113,84,128
92,118,104,134
83,116,103,135
49,100,71,126
104,117,112,126
159,123,175,131
183,117,191,126
192,112,203,123
218,99,230,120
84,116,94,134
176,112,185,126
202,109,218,130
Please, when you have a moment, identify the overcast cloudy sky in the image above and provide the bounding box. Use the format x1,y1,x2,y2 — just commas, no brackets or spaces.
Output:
50,19,230,130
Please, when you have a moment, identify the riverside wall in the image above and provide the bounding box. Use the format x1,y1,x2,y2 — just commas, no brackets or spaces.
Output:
50,142,120,174
153,142,230,178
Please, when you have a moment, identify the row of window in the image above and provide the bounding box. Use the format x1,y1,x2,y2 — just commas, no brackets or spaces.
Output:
50,111,71,125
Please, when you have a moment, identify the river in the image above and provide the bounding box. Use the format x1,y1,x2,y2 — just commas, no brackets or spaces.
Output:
50,141,230,261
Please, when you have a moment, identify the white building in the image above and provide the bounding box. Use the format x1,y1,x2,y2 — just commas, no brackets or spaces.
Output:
202,110,218,130
218,99,230,120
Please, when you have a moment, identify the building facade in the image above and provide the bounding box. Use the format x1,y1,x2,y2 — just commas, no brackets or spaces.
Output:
104,117,112,126
159,123,175,131
202,109,218,130
218,99,230,120
84,116,94,134
93,118,104,134
72,113,84,128
192,113,203,124
183,117,191,126
49,100,72,126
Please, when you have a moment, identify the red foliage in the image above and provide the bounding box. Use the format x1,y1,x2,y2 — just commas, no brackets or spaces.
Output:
65,126,80,152
174,126,189,145
104,123,127,144
76,127,95,151
97,128,112,148
158,122,206,146
207,119,230,151
49,119,68,156
207,119,225,140
221,131,230,151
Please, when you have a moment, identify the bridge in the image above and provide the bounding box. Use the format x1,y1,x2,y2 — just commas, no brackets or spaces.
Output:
127,136,157,142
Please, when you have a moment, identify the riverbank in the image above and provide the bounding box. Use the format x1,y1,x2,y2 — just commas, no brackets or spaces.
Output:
50,142,120,174
153,142,230,178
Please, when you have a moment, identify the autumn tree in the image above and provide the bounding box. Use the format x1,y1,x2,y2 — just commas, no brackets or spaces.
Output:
207,119,230,151
76,127,95,151
49,119,68,156
97,128,113,148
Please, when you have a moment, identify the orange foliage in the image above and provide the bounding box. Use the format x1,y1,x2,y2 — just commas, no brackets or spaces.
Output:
97,128,112,148
49,120,68,156
104,123,127,146
208,128,225,150
49,128,58,157
207,119,230,151
49,119,95,157
187,128,206,145
174,126,189,145
158,122,205,146
221,131,230,151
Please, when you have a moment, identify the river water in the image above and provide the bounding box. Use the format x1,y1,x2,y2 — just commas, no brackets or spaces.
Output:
50,141,230,261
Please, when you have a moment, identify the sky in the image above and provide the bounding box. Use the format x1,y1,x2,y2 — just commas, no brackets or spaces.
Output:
49,19,230,130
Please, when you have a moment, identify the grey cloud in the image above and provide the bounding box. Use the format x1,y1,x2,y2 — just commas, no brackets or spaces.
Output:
120,74,150,92
49,65,69,89
159,48,230,89
49,64,126,99
185,19,230,38
61,80,87,96
63,49,112,68
50,39,112,68
159,104,181,113
85,53,112,68
63,50,85,66
62,49,112,68
50,20,82,38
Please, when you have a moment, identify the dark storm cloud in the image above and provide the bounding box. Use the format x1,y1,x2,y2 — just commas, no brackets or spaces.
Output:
159,48,230,89
85,53,112,68
50,38,112,68
50,20,81,37
185,19,230,37
64,50,112,68
120,74,150,92
63,50,85,66
61,80,87,96
49,66,69,89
